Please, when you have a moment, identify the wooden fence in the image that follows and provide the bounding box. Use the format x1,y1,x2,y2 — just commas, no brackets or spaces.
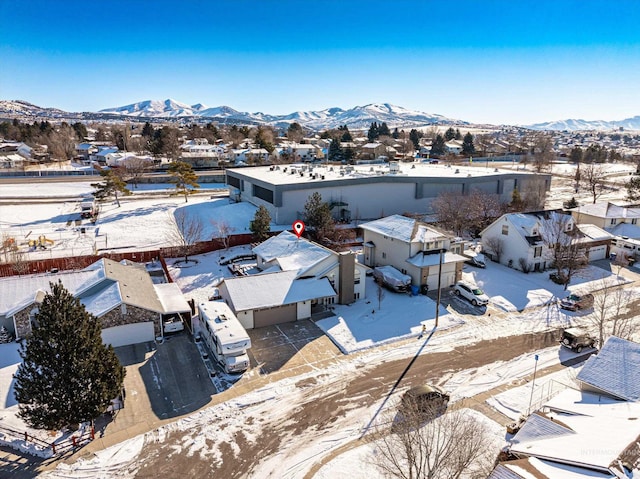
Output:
0,423,94,456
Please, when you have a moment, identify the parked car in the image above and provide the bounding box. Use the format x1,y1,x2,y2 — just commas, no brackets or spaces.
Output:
464,252,486,268
399,384,450,420
372,265,412,293
453,281,489,306
559,327,596,353
560,293,594,311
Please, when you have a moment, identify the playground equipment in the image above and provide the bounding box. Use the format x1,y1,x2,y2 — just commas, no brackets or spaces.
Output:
2,237,18,252
28,235,55,250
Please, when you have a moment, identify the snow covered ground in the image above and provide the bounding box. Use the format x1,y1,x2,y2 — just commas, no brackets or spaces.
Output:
1,170,639,476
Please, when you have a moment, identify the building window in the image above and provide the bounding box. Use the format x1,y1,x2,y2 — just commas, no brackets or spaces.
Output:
534,246,542,258
382,252,386,259
502,225,509,235
610,218,617,225
633,219,638,225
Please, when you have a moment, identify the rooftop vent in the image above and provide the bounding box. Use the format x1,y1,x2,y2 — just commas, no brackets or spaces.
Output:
455,169,460,174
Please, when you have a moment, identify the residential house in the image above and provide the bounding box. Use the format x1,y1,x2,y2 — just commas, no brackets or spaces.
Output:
480,211,610,272
228,147,270,165
280,142,323,162
180,138,226,167
217,231,366,328
493,337,640,478
0,258,191,347
75,142,98,160
571,202,640,261
360,214,467,291
445,139,463,155
570,202,640,231
360,142,388,160
90,146,119,165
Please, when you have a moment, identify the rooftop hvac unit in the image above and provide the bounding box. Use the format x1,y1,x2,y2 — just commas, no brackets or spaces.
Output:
455,169,460,174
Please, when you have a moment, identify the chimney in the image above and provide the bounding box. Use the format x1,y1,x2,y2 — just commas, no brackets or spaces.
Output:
338,252,355,305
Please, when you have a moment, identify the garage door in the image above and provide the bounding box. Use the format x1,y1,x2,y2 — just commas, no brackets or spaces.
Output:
254,303,297,328
589,245,607,261
101,322,155,347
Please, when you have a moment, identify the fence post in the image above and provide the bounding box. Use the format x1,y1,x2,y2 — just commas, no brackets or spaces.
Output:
24,431,28,442
72,435,77,448
91,424,95,440
51,442,56,454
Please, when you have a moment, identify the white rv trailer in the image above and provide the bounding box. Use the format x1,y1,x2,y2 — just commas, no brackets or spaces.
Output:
198,301,251,374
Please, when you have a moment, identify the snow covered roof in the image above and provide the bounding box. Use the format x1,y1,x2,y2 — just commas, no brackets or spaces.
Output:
491,457,616,479
90,258,165,313
80,281,122,317
0,269,105,317
222,271,336,312
509,388,640,473
360,215,445,243
406,251,468,267
253,231,333,276
154,283,191,314
508,213,540,232
576,336,640,401
571,202,640,219
611,222,640,240
575,223,614,241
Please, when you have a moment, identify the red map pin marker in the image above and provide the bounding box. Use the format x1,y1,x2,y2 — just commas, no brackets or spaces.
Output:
292,220,305,238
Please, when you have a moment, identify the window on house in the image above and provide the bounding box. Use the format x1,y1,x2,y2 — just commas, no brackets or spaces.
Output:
502,225,509,235
382,252,386,259
534,246,542,258
633,219,638,225
610,218,617,225
565,222,573,231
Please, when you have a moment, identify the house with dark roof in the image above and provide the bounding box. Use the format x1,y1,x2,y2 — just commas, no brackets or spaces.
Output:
0,258,191,347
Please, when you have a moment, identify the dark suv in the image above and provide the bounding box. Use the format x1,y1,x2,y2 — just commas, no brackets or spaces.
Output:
560,327,596,353
400,385,449,418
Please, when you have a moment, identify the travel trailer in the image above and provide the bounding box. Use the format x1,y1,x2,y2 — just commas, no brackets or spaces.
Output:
197,301,251,374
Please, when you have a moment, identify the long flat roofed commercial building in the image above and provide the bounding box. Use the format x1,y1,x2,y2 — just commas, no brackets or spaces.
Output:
226,162,551,225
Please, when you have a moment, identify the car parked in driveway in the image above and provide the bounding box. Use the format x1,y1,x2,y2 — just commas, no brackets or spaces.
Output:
453,281,489,306
560,293,594,311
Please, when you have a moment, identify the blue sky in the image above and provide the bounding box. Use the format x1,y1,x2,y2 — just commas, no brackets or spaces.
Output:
2,0,640,125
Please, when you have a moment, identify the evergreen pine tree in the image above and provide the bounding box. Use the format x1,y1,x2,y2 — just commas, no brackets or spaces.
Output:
409,129,422,150
91,169,130,207
378,122,391,137
303,192,334,240
367,122,379,142
392,128,400,139
444,127,456,141
168,161,200,202
328,138,343,161
430,134,446,157
142,122,154,138
339,125,353,142
563,197,579,209
455,128,462,140
462,132,475,155
510,188,524,211
14,282,125,430
250,205,272,241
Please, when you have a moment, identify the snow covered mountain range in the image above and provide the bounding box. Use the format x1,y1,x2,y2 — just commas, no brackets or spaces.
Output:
3,98,640,131
98,99,457,130
526,116,640,131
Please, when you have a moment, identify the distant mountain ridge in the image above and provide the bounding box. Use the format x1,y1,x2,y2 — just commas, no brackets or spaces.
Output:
2,98,640,131
526,116,640,131
98,99,459,130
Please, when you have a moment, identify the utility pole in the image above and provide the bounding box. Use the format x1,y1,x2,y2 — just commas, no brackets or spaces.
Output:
434,248,444,328
527,354,540,415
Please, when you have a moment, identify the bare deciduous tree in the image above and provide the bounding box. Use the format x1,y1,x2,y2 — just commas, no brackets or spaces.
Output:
373,406,494,479
540,212,588,289
432,191,470,236
531,133,555,173
121,157,153,189
483,236,505,263
211,219,235,249
581,163,607,204
166,209,204,263
586,280,638,348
